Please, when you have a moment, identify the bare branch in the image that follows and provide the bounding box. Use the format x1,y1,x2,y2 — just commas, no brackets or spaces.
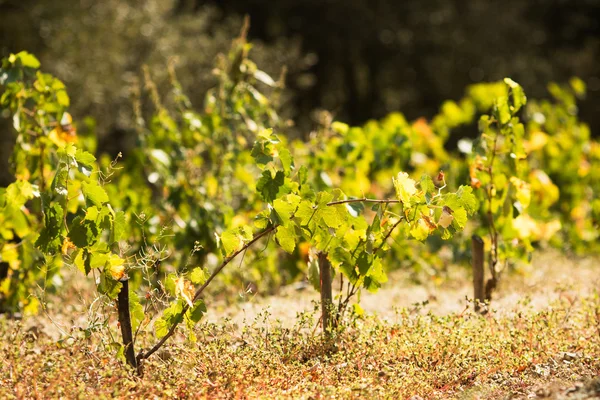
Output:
327,198,400,206
373,217,404,255
137,225,278,363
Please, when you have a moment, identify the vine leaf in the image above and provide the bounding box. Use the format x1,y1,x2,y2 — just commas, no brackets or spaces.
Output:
393,172,417,204
35,202,64,254
256,170,284,202
81,181,109,207
275,224,296,253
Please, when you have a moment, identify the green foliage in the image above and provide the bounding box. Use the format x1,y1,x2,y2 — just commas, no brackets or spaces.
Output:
467,79,545,285
242,128,475,315
523,79,600,252
1,31,598,368
0,51,129,314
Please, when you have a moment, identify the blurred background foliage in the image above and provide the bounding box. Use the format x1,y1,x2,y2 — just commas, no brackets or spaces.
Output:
1,0,599,185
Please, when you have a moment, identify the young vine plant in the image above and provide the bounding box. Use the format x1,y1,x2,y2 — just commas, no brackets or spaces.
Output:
0,50,477,373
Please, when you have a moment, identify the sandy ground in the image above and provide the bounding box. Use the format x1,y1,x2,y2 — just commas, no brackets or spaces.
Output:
11,248,598,341
203,249,600,328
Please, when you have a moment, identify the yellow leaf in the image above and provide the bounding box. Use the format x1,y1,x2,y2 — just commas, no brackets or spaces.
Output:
410,218,430,241
176,277,195,308
512,214,538,239
525,131,548,152
438,206,454,228
393,172,417,204
61,237,76,255
510,177,531,209
538,220,562,241
109,264,125,281
107,254,126,280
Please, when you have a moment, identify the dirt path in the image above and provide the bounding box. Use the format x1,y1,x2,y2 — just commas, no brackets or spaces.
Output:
205,249,600,327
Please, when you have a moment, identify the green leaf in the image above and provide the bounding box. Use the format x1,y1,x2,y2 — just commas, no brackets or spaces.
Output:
35,202,64,254
81,181,109,207
156,300,185,337
352,303,365,316
458,185,478,214
315,191,334,207
330,247,358,284
220,229,241,256
356,252,371,275
190,267,208,285
569,77,586,97
420,175,435,196
5,180,36,207
164,273,178,296
295,200,316,226
219,226,253,256
448,205,468,229
331,121,349,135
88,252,110,270
364,257,387,292
186,300,207,324
321,206,345,229
84,206,99,221
256,170,284,202
504,78,527,112
51,166,68,197
251,138,274,166
73,249,89,275
10,51,40,69
254,209,271,229
494,96,511,125
75,149,96,176
298,165,308,186
55,90,70,107
154,318,169,339
111,211,126,243
110,342,125,363
273,194,301,226
68,216,100,248
275,225,296,253
278,147,294,175
98,270,122,299
129,290,145,333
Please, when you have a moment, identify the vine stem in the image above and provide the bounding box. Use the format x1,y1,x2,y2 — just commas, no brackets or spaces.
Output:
39,140,46,192
338,217,404,319
373,217,404,255
487,129,500,280
136,224,277,364
327,198,400,206
138,198,402,363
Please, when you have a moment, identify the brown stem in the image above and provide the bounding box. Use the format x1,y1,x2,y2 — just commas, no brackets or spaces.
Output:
485,129,500,286
336,217,405,320
137,225,277,364
338,282,358,321
337,273,344,315
117,278,138,371
471,235,485,313
327,198,400,206
373,218,404,255
39,140,46,192
318,252,334,335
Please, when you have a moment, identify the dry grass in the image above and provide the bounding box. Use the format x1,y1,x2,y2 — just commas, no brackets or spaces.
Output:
1,251,599,399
